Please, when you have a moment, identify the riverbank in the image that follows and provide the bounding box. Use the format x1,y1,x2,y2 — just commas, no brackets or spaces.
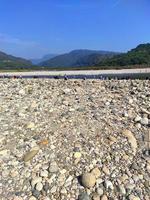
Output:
0,79,150,200
0,68,150,76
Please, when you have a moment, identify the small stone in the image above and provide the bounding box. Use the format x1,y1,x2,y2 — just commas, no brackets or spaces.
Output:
43,182,49,192
135,123,141,129
92,193,100,200
36,182,43,191
96,188,103,196
27,122,35,129
101,195,108,200
29,197,37,200
129,194,140,200
32,190,40,198
122,129,137,154
91,167,101,178
81,172,96,188
19,89,25,95
102,166,110,175
24,147,39,162
40,170,48,177
134,116,141,122
49,161,59,173
118,185,126,195
63,88,71,94
140,117,149,125
104,180,113,190
60,188,67,194
74,152,82,159
78,192,91,200
31,177,42,188
0,149,9,157
146,163,150,173
50,186,57,193
13,197,23,200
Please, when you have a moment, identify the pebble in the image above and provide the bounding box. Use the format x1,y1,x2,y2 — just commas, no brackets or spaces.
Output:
140,117,149,125
24,147,39,162
32,189,41,198
50,186,57,193
102,166,110,175
134,116,142,122
81,172,96,188
49,161,59,173
122,129,137,154
96,188,103,196
31,177,42,187
129,194,141,200
78,192,91,200
91,167,101,178
36,182,43,191
92,193,100,200
104,180,114,190
74,152,82,159
29,197,37,200
101,195,108,200
40,170,49,177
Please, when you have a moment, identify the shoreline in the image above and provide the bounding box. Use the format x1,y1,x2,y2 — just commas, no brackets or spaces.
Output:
0,68,150,76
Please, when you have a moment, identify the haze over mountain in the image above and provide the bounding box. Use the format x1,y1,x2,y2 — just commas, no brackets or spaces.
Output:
39,50,119,68
0,51,32,69
31,54,58,65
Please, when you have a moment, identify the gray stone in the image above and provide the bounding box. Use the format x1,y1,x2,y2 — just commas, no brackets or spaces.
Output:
78,192,91,200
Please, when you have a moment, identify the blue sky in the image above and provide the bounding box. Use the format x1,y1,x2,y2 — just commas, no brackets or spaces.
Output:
0,0,149,59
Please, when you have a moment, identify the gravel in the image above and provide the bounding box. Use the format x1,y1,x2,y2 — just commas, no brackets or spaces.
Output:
0,79,150,200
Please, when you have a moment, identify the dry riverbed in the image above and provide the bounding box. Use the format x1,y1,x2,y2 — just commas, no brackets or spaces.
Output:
0,79,150,200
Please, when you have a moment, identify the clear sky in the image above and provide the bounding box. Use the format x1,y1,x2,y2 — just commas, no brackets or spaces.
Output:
0,0,149,59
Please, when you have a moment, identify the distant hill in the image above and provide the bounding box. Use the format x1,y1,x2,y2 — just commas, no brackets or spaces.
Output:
31,54,58,65
39,49,119,68
0,51,32,70
96,43,150,67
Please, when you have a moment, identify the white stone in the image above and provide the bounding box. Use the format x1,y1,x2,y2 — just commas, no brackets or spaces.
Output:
36,182,43,191
31,177,42,187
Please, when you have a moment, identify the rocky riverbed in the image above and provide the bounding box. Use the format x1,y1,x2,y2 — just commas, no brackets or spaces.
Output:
0,79,150,200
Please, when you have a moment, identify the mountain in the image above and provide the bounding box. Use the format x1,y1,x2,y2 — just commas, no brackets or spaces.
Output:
31,54,58,64
0,51,32,70
39,49,119,68
96,43,150,67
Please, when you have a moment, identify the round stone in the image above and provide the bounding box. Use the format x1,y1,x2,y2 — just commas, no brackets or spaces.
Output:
140,117,149,125
74,152,82,159
97,188,103,196
91,167,101,178
81,172,96,188
49,161,59,173
36,182,43,191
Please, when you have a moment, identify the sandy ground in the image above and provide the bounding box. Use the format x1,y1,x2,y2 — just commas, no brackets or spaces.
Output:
0,68,150,76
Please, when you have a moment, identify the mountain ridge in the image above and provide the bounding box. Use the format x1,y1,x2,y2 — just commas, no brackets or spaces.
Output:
39,49,120,67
